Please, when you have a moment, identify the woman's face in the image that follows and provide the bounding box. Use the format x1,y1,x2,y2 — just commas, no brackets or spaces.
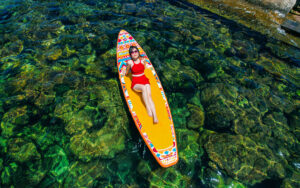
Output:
130,48,139,59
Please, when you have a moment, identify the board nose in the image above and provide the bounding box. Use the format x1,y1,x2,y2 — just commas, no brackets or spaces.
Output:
119,29,127,35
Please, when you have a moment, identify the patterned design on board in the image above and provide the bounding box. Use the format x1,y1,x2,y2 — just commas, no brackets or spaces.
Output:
143,131,177,165
117,30,177,165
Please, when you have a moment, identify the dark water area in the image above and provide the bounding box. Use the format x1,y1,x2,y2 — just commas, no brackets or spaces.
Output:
0,0,299,187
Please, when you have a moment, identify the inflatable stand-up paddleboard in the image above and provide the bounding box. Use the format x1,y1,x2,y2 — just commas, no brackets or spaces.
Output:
116,30,178,167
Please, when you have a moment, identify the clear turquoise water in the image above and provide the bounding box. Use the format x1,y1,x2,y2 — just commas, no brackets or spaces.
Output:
0,0,299,187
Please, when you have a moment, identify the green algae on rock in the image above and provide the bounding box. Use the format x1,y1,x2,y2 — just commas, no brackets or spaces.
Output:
160,59,203,92
282,171,300,188
63,160,106,187
46,47,62,61
148,167,192,187
178,141,204,177
70,129,126,161
1,162,18,185
199,166,246,188
53,79,129,162
187,103,205,129
7,137,41,163
176,128,199,151
205,133,287,185
41,145,69,185
166,92,191,128
0,0,299,187
137,160,152,177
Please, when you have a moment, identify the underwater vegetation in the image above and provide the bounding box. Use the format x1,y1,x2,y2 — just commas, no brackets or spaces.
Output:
0,0,299,187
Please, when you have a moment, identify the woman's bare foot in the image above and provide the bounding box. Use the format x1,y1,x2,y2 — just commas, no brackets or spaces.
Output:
153,117,158,124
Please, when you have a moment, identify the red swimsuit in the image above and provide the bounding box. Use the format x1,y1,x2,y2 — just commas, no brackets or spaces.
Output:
131,59,150,89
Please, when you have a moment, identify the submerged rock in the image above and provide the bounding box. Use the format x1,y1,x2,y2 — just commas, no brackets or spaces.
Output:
199,167,246,188
166,92,190,128
0,40,23,59
137,160,152,177
205,133,287,185
46,47,62,61
0,0,299,186
205,97,236,132
20,122,55,151
175,128,199,151
122,3,137,15
24,159,47,186
245,0,297,13
255,55,300,88
1,162,18,185
54,79,129,161
2,106,29,126
70,128,126,161
281,171,300,188
7,138,41,163
287,110,300,140
41,145,69,185
63,160,106,187
177,141,203,177
148,167,192,187
107,154,136,184
0,9,12,21
160,59,203,92
187,103,205,129
262,112,297,151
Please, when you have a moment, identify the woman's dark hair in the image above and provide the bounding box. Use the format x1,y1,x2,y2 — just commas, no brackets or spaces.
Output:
129,46,141,59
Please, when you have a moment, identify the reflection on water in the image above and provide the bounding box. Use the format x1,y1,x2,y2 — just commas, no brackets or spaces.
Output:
0,0,299,187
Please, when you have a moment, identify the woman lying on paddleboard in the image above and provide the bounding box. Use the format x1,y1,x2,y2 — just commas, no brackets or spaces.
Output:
121,46,158,124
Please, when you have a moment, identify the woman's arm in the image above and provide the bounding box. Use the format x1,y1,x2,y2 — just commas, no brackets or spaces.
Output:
141,58,149,69
121,61,131,76
125,61,131,75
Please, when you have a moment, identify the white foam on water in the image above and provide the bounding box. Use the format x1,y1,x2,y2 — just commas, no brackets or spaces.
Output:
277,27,286,35
294,163,300,169
210,177,219,183
274,10,285,18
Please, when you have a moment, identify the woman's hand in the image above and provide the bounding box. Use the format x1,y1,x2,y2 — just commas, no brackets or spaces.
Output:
121,67,126,76
142,58,149,69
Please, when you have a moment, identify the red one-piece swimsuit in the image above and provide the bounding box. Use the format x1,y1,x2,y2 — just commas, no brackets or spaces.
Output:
131,59,150,89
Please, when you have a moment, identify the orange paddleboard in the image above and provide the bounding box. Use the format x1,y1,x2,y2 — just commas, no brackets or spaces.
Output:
116,29,178,167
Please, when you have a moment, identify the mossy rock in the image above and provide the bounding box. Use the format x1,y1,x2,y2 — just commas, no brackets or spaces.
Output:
137,160,152,177
205,95,236,131
187,103,205,129
199,167,246,188
204,133,286,185
1,162,18,185
7,138,40,163
0,40,23,59
177,142,203,176
46,47,62,61
62,160,106,187
175,128,199,151
1,122,15,138
160,59,203,92
41,145,69,185
2,106,29,125
148,167,191,187
23,159,47,186
281,171,300,188
70,129,126,161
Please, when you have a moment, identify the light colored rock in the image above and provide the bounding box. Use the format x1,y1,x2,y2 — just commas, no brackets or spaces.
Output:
245,0,297,13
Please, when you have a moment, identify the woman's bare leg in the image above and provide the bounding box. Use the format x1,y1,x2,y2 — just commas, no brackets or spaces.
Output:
133,84,152,117
145,84,158,124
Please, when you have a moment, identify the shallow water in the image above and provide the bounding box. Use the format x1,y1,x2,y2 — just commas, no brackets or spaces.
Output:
0,0,299,187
